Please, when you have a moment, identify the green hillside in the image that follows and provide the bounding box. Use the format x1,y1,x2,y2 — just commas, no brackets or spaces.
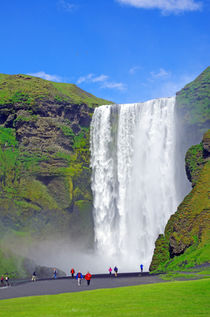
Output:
176,66,210,144
150,130,210,272
0,73,110,108
0,69,209,277
0,74,113,276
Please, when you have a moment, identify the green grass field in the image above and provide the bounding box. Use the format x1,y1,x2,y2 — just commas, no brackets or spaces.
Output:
159,266,210,281
0,279,209,317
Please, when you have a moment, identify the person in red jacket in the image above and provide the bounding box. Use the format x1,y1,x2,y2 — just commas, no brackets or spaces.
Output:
1,275,4,286
70,268,75,278
85,272,92,286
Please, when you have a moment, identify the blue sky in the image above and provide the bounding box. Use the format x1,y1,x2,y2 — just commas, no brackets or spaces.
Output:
0,0,209,103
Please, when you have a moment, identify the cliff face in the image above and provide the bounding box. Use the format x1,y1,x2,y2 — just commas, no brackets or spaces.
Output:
175,67,210,200
0,74,112,241
150,130,210,272
176,66,210,145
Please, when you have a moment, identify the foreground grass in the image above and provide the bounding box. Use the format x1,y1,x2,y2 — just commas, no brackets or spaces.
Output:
160,266,210,281
0,279,210,316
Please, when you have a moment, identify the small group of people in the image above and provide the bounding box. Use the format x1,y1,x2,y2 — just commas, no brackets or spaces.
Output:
109,266,119,277
31,268,57,282
70,268,92,286
72,270,92,286
1,274,9,286
31,264,144,286
109,264,143,275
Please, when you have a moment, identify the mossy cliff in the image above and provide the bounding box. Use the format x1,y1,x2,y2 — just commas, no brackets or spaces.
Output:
175,67,210,202
0,73,112,243
176,66,210,145
150,130,210,272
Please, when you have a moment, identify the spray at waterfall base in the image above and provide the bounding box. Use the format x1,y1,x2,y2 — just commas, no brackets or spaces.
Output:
5,97,184,274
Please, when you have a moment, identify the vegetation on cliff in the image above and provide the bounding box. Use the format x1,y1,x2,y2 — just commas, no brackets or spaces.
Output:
0,73,113,276
0,73,110,109
176,66,210,142
150,130,210,272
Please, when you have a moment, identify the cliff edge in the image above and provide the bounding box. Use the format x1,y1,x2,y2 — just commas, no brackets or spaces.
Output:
150,130,210,272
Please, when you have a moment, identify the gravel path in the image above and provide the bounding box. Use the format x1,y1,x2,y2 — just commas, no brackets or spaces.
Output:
0,274,164,300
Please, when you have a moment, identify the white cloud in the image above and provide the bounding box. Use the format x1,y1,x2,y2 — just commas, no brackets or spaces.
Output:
77,74,109,84
129,66,141,74
58,0,77,12
77,73,126,91
116,0,202,13
150,74,196,98
27,71,63,82
77,74,94,84
101,82,126,91
92,75,109,83
150,68,171,78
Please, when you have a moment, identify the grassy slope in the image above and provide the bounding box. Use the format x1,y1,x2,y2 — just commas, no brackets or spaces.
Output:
0,73,111,107
150,131,210,273
0,249,27,278
0,74,113,277
176,66,210,128
0,279,209,316
160,266,210,281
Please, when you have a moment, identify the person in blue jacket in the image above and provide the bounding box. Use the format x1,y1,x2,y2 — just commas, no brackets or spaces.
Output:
114,266,118,277
140,264,143,272
76,271,83,286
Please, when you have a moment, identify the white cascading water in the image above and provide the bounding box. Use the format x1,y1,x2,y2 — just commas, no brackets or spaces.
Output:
90,97,178,271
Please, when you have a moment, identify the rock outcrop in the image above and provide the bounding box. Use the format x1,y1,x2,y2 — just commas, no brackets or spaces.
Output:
150,130,210,272
176,66,210,146
0,73,112,241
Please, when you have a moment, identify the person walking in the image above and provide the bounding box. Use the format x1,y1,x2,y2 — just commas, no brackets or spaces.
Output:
76,271,83,286
140,264,143,273
53,268,57,279
70,268,75,278
32,271,37,282
85,272,92,286
108,267,112,276
1,275,4,286
5,274,9,286
114,266,118,277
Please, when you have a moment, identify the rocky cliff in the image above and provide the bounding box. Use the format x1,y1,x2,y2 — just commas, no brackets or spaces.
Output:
150,130,210,272
0,73,112,245
149,67,210,272
175,66,210,200
176,66,210,145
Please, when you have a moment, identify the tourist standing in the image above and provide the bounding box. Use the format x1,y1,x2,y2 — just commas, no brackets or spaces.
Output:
140,264,143,272
32,271,37,282
108,267,112,276
85,272,92,286
70,268,75,278
76,271,83,286
114,266,118,277
5,274,9,286
1,275,4,286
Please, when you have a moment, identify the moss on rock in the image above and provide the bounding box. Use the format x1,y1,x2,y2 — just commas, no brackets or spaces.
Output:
0,73,112,240
150,130,210,272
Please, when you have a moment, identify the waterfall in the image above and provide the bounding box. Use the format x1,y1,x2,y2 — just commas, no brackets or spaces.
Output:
90,97,177,271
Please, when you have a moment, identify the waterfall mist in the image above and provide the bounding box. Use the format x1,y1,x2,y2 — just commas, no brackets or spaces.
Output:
6,97,181,275
90,97,178,271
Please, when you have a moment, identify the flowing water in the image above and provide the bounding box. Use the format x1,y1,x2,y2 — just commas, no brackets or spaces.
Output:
90,97,178,271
